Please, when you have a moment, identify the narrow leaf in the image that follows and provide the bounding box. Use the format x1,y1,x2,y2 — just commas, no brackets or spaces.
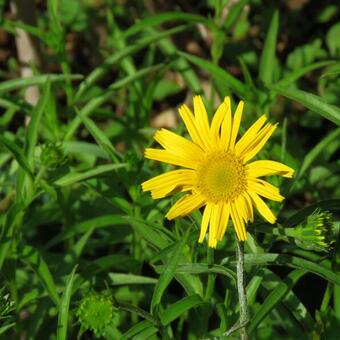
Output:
248,269,306,333
21,245,60,306
54,163,126,187
177,51,247,98
259,10,279,84
151,230,190,314
0,74,82,93
160,294,204,325
0,135,33,178
271,84,340,125
57,266,77,340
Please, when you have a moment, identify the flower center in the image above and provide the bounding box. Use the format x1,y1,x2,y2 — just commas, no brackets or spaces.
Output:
196,150,246,203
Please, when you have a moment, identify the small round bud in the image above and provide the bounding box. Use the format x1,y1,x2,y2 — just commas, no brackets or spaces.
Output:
76,290,117,337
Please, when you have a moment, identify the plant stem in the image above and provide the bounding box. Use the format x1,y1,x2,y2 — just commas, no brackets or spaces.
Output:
236,237,249,340
205,247,216,301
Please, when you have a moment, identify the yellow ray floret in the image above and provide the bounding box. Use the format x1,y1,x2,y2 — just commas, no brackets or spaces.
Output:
142,96,294,248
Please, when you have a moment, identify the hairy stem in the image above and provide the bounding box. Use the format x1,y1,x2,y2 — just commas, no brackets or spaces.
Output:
236,237,249,340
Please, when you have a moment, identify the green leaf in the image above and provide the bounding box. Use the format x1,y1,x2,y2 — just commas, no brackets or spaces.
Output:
0,74,82,93
0,202,25,270
0,323,16,335
109,273,157,285
242,253,340,285
224,0,249,30
54,163,126,187
43,214,126,250
121,320,156,340
296,128,340,181
160,294,204,325
276,61,335,87
152,29,202,94
124,216,173,250
75,26,187,100
153,263,236,282
65,64,164,140
151,229,191,314
248,269,306,334
0,135,33,178
26,79,51,168
270,85,340,125
57,265,77,340
21,245,60,306
75,109,119,162
124,12,214,38
259,10,279,84
177,51,247,98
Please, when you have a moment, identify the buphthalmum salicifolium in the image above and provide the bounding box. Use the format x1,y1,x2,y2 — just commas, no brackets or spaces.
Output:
142,96,294,248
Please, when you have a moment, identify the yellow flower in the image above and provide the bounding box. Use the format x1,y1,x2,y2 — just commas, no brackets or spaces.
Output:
142,96,294,248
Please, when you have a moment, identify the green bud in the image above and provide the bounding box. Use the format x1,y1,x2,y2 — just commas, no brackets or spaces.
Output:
76,290,117,337
286,209,335,252
40,143,67,170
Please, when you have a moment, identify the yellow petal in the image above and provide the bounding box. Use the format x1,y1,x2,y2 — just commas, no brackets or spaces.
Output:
178,104,207,150
208,204,222,248
142,169,195,199
193,95,211,149
236,195,252,224
210,100,227,145
166,193,205,220
243,192,254,222
248,179,284,202
242,123,277,163
145,148,198,169
220,97,232,150
235,114,267,156
217,202,230,241
230,202,247,241
248,191,276,223
154,128,204,164
246,160,294,178
229,100,244,149
198,203,213,243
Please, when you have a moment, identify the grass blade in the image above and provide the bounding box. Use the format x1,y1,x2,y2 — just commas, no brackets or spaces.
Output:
276,61,335,87
242,253,340,285
160,294,204,325
259,10,279,84
0,74,82,93
75,109,119,163
294,128,340,184
75,26,187,100
57,265,77,340
151,228,191,314
177,51,247,98
21,245,60,306
109,273,157,285
271,84,340,125
26,79,51,168
248,269,306,334
54,163,126,187
124,12,214,38
0,135,33,178
65,64,164,140
153,263,236,282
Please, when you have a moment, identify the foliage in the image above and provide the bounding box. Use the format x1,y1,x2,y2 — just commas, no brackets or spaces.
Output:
0,1,339,339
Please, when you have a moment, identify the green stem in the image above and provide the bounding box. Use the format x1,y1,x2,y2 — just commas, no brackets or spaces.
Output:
205,247,216,301
236,237,249,340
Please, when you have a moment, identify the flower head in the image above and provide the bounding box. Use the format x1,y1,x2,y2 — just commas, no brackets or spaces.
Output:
142,96,294,247
291,209,335,252
76,290,117,337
